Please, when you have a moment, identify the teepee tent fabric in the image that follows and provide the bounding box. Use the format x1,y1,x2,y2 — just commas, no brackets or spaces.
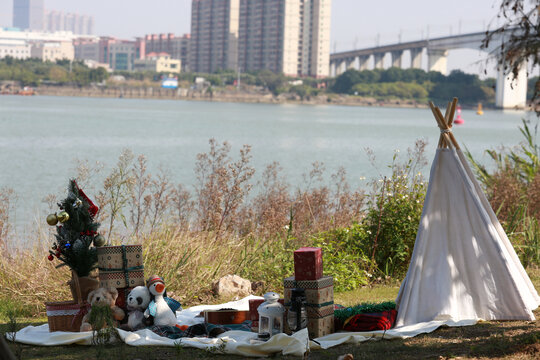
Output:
395,99,540,327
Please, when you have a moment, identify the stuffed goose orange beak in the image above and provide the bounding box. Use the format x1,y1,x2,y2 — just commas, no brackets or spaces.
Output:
155,283,165,294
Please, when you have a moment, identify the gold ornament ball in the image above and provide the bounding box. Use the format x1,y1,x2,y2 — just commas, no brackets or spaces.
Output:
93,234,106,247
46,213,58,226
57,211,70,223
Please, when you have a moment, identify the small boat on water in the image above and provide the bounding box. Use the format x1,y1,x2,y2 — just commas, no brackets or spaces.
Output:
0,86,35,95
454,105,464,125
17,87,36,96
476,103,484,115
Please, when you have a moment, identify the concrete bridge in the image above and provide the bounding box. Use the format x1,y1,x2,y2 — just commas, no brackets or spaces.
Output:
329,31,528,109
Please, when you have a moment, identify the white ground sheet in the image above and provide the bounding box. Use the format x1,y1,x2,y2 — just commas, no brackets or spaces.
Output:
7,295,477,357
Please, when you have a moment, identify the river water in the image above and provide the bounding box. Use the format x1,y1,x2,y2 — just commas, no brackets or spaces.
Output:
0,95,531,235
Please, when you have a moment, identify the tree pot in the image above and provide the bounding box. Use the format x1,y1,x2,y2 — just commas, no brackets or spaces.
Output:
69,270,99,303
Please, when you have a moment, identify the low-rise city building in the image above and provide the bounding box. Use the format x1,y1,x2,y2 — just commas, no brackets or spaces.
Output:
133,52,181,73
0,27,90,43
0,39,31,59
30,41,74,61
74,37,145,71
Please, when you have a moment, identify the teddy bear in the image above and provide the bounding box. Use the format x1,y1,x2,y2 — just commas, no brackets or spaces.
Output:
80,287,125,332
119,286,151,331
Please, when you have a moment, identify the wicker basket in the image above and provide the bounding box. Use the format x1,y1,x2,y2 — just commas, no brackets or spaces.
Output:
45,301,88,332
45,271,89,332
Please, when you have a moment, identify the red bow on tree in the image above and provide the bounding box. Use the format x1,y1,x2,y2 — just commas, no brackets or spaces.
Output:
74,181,99,218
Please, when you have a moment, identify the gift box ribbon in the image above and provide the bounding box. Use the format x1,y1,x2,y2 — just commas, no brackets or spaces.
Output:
285,301,334,308
98,245,144,286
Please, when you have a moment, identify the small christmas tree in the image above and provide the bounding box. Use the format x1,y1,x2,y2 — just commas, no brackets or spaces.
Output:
47,179,105,277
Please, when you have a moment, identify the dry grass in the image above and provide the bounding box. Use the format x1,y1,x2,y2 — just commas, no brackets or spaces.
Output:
0,226,295,315
142,228,253,305
0,245,72,316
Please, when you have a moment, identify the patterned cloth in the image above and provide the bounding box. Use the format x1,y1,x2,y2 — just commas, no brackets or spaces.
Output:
149,321,252,339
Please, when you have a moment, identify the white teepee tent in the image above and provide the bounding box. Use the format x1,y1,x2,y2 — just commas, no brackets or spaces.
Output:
395,98,540,327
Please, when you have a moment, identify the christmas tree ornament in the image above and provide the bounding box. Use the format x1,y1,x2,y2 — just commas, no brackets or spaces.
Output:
46,213,58,226
74,181,99,217
57,211,70,223
46,180,100,282
47,254,54,261
93,234,106,247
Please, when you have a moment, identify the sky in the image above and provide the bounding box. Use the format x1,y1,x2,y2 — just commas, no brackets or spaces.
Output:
0,0,508,77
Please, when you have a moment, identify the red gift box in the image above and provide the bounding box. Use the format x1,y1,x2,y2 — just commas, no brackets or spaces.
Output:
294,247,323,280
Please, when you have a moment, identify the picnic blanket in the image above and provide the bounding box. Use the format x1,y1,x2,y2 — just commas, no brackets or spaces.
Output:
7,295,477,357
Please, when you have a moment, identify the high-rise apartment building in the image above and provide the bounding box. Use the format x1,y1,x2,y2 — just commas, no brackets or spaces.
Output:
13,0,44,31
238,0,285,74
45,11,94,35
298,0,331,78
44,11,64,33
190,0,331,77
190,0,240,73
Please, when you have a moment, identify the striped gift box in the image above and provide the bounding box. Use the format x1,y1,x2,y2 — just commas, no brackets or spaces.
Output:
97,245,145,288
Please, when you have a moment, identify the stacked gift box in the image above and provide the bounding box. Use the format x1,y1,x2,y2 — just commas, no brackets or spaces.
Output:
283,247,334,338
97,244,145,311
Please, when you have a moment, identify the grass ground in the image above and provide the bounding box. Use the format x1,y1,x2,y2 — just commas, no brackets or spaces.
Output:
2,270,539,360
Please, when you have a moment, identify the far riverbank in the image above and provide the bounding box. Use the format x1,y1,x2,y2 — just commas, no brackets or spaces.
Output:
21,84,429,108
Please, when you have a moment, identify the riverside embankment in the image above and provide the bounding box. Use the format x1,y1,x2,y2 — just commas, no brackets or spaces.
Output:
31,84,426,108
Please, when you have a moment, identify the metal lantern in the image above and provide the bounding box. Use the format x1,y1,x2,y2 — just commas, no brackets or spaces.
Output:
287,288,307,332
257,292,285,339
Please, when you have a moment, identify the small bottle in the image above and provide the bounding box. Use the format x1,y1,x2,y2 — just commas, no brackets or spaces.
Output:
287,288,307,332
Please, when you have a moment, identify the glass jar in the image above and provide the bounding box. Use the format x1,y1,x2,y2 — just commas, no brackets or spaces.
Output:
287,288,307,332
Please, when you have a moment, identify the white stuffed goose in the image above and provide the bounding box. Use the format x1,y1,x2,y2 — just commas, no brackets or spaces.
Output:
144,275,182,327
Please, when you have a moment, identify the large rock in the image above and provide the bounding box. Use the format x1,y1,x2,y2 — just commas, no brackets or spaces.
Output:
213,275,252,298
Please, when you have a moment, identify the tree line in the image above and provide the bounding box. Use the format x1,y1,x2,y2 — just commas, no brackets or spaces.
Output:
0,57,108,87
329,67,497,105
3,57,533,106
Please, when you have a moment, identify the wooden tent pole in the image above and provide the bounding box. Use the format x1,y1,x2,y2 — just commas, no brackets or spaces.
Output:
429,102,450,148
444,102,452,123
434,106,461,150
447,98,458,127
429,98,461,150
446,98,461,149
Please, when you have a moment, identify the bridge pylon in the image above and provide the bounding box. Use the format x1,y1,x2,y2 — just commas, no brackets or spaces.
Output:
495,61,528,109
